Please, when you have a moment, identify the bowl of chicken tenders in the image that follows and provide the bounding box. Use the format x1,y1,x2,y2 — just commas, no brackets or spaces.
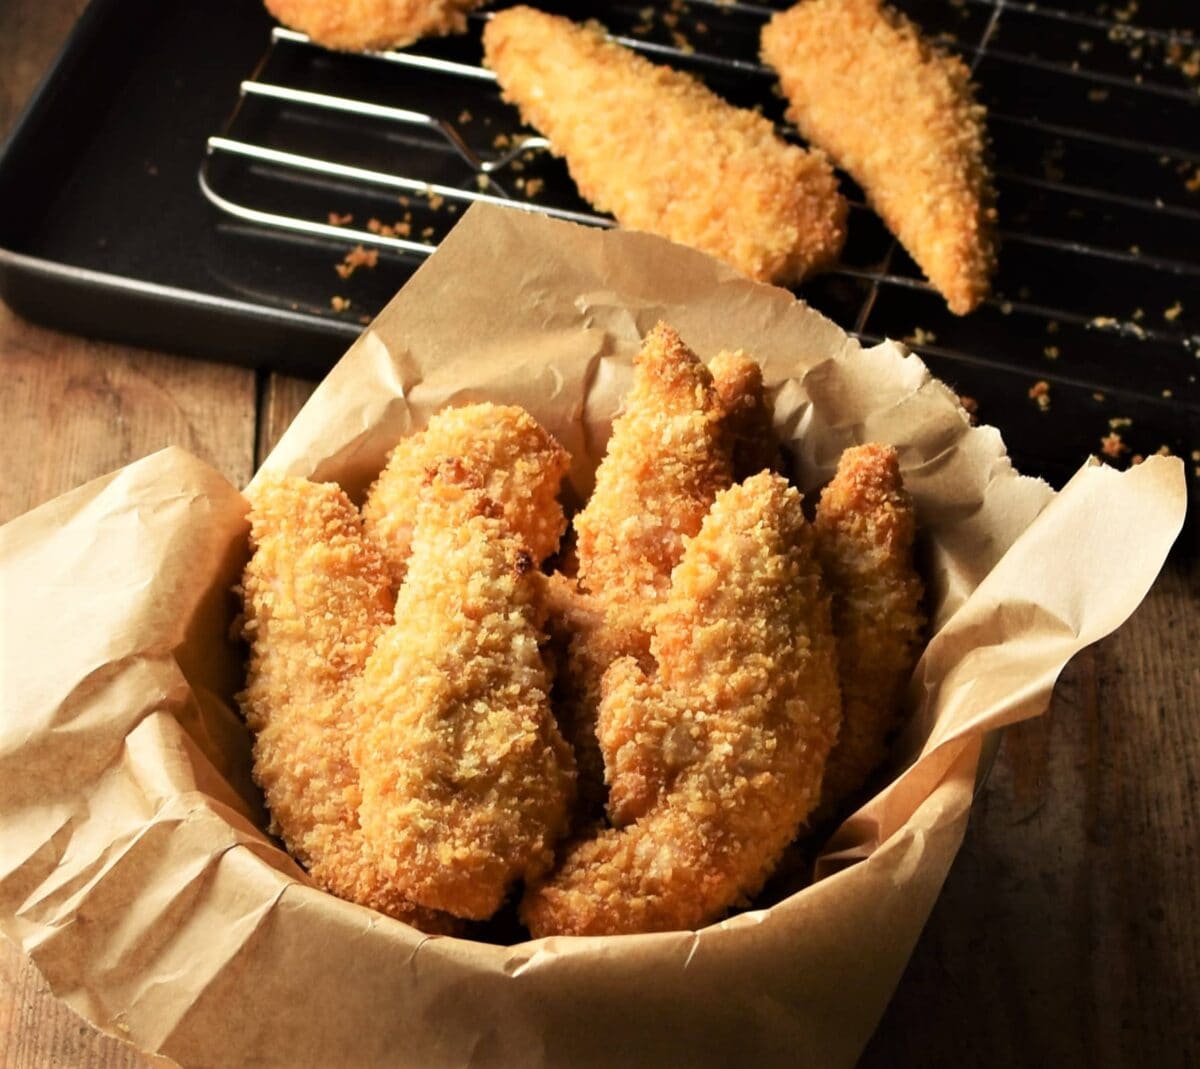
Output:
0,204,1184,1069
241,321,924,938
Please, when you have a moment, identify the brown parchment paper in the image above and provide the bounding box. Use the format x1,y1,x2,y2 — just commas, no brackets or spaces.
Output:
0,203,1186,1069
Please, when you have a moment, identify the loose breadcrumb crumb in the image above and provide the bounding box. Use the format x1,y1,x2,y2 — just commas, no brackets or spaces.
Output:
367,218,413,238
1101,431,1129,458
1028,380,1051,411
335,245,379,279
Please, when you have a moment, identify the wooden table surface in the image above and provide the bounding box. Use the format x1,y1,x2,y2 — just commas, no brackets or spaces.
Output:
1,4,1197,1067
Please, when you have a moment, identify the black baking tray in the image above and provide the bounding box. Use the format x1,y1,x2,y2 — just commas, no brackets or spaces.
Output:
1,0,1198,493
0,0,357,377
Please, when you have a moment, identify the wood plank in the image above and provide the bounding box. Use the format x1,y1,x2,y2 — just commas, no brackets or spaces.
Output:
255,374,319,468
863,553,1200,1068
0,306,257,524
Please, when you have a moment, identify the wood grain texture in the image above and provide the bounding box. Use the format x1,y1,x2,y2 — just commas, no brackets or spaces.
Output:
255,374,318,467
0,305,257,524
863,556,1200,1068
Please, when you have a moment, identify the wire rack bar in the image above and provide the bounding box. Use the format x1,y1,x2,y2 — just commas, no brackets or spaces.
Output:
202,1,1200,383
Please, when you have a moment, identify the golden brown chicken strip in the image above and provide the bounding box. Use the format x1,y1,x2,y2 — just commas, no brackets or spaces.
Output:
238,475,455,933
362,402,569,587
483,7,847,284
522,473,842,936
263,0,483,52
574,323,733,628
542,573,637,824
710,349,780,479
354,461,575,920
814,443,925,816
761,0,996,314
553,324,734,815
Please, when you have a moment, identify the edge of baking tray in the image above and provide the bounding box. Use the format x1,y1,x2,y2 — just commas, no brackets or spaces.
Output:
0,248,358,375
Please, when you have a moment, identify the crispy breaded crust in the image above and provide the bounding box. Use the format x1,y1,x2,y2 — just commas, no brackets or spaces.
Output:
814,443,925,815
558,325,734,822
354,463,575,920
483,7,847,284
543,573,649,824
263,0,482,51
710,349,780,479
362,402,569,587
522,473,842,936
761,0,996,314
574,323,733,627
238,475,455,932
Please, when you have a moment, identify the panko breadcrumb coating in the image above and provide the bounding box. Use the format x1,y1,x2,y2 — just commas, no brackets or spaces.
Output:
483,7,847,284
813,443,925,816
543,573,646,824
354,461,575,920
522,473,842,936
574,323,733,628
263,0,483,52
362,403,569,587
238,476,454,933
761,0,996,314
554,325,734,816
710,349,780,479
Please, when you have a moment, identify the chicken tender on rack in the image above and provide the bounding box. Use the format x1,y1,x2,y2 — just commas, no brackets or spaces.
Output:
761,0,996,314
354,461,575,920
710,349,780,479
483,7,847,285
263,0,483,52
813,443,925,816
238,475,454,933
522,473,842,936
362,402,569,587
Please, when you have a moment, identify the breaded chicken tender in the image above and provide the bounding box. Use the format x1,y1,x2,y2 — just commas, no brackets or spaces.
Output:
553,325,734,813
813,443,924,815
710,349,780,479
362,403,569,587
238,476,454,933
543,573,643,824
522,473,842,936
483,7,847,284
761,0,996,314
263,0,483,52
574,323,733,628
354,461,575,920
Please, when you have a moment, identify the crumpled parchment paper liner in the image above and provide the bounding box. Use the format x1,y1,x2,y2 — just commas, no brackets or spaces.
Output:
0,204,1185,1068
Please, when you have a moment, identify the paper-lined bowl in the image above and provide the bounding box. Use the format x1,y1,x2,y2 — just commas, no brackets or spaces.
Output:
0,204,1184,1068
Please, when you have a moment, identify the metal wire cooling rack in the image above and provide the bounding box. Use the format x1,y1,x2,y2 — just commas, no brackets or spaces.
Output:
200,0,1200,488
